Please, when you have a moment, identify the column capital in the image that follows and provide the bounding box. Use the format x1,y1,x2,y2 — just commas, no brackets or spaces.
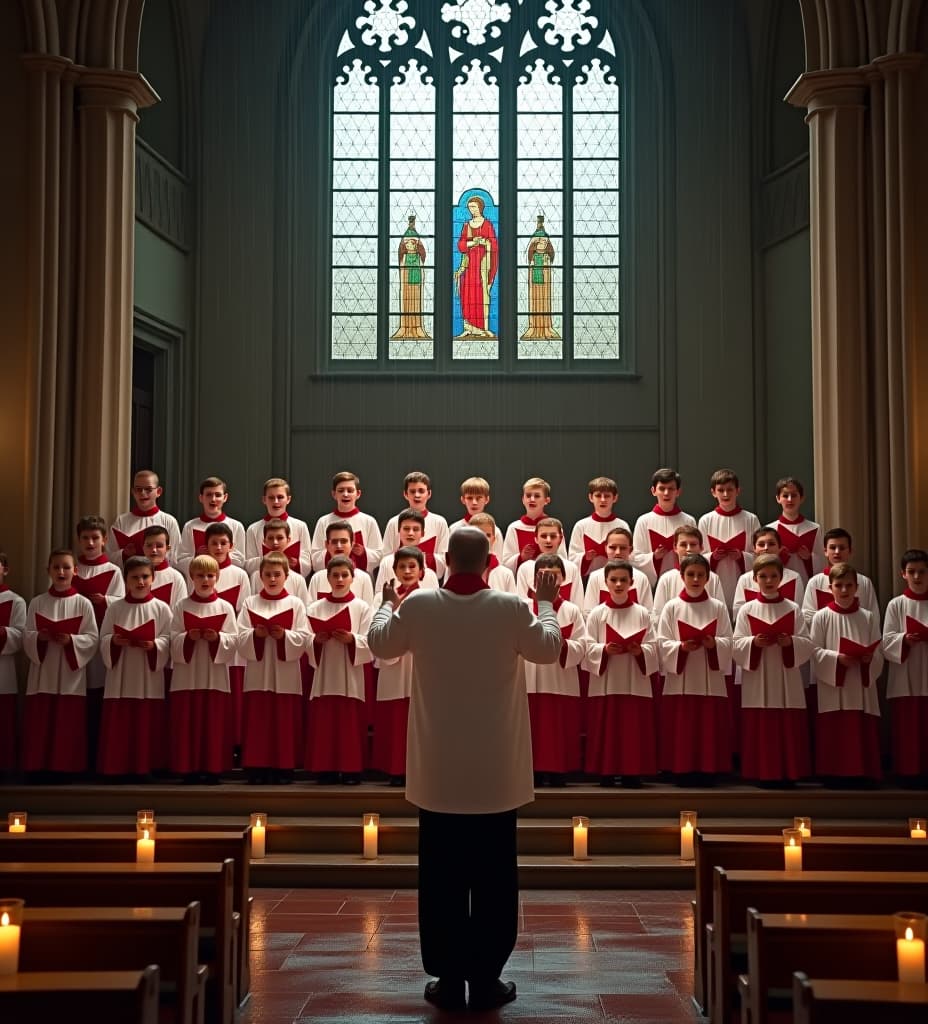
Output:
785,67,867,113
870,52,925,80
77,67,160,113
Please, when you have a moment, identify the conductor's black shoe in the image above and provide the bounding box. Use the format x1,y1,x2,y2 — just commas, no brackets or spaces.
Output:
424,978,466,1011
468,979,517,1011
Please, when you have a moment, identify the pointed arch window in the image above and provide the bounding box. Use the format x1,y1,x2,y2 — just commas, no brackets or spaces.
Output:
328,0,624,373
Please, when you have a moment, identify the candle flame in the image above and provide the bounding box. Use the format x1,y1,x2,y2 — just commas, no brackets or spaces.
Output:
906,926,914,941
13,818,20,827
0,912,8,927
684,821,693,831
257,818,262,828
789,837,796,847
143,828,150,840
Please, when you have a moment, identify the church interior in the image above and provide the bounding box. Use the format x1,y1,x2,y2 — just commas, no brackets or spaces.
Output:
1,0,928,1021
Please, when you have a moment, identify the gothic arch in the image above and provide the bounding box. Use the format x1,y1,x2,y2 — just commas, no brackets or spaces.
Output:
798,0,926,71
19,0,146,69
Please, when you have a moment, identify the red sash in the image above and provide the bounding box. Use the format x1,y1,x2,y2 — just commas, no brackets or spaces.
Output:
836,637,880,687
247,607,295,661
262,539,302,563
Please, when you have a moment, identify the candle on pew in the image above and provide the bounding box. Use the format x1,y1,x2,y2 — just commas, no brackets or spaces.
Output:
136,822,156,863
363,813,379,860
894,913,927,983
793,816,811,838
910,817,927,840
7,812,26,834
572,816,590,860
0,900,24,976
680,811,697,861
250,813,267,859
783,828,802,871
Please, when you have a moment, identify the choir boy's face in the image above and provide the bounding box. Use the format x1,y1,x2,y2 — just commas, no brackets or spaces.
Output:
126,565,154,599
206,535,232,562
132,474,162,511
142,535,168,566
394,557,422,588
325,531,352,558
753,566,782,598
190,568,218,598
522,488,550,516
776,485,803,517
48,555,75,590
264,528,290,552
824,536,851,565
474,522,496,548
199,485,229,518
674,534,702,559
605,534,633,560
260,564,287,594
398,521,424,546
902,561,928,595
262,487,291,516
535,567,564,590
333,481,360,511
829,575,858,608
681,563,708,597
651,481,680,510
78,529,106,559
589,489,618,516
604,567,632,601
535,526,562,554
711,483,740,511
461,492,489,516
327,565,353,597
753,532,781,557
404,483,431,510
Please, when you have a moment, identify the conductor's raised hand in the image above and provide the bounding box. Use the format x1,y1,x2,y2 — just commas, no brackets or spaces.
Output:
533,569,560,605
382,579,401,607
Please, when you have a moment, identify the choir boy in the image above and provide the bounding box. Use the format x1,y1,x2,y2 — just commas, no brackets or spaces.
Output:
584,558,659,787
522,554,587,787
170,554,239,782
469,513,516,593
732,554,812,784
582,527,654,617
652,526,726,618
375,510,441,594
107,469,182,566
515,518,582,606
371,546,436,784
568,476,631,579
882,548,928,783
310,471,384,574
801,528,880,627
250,519,308,603
0,553,26,774
177,476,247,573
633,468,696,580
307,521,374,602
657,553,733,783
305,556,374,784
767,477,825,587
22,549,98,776
244,477,313,577
97,556,172,778
449,476,503,556
237,551,310,783
810,562,884,784
732,527,805,620
502,476,565,572
381,471,449,577
143,526,187,609
697,469,760,612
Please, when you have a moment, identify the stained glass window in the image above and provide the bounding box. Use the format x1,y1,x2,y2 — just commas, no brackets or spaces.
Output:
328,0,624,371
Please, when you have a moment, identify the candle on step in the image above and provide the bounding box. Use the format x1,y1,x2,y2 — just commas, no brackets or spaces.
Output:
783,828,802,871
363,813,379,860
910,818,927,840
894,913,926,983
7,812,26,834
0,900,23,976
793,816,811,838
572,816,590,860
136,822,156,864
250,813,267,859
136,809,155,829
680,811,697,861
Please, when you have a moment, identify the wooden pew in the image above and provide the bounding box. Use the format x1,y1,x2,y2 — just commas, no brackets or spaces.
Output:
693,830,926,1012
19,904,204,1024
0,965,160,1024
711,869,928,1024
0,829,252,1004
0,860,235,1024
740,912,898,1024
793,973,928,1024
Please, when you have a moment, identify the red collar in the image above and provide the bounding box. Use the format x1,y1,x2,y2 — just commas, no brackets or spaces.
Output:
126,593,154,604
48,586,78,598
335,507,360,518
0,585,9,594
264,512,289,521
215,557,232,570
714,505,742,517
443,573,490,594
79,555,110,566
190,592,218,603
260,588,289,601
396,583,419,597
324,592,355,604
591,512,617,523
605,595,633,609
778,514,806,525
131,505,160,517
679,590,709,603
652,504,681,517
152,562,172,574
757,593,783,604
828,598,860,614
199,512,226,523
904,588,928,601
519,514,543,526
486,554,500,571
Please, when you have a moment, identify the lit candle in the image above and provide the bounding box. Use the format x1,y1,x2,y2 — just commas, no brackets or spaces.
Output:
910,818,927,840
0,900,24,976
793,816,811,838
363,813,379,860
894,913,927,983
573,816,590,860
136,823,156,864
136,809,155,828
7,812,26,834
783,828,803,871
250,813,267,859
680,811,697,861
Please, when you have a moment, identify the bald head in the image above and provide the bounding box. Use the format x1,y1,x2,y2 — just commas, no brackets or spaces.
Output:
447,526,490,575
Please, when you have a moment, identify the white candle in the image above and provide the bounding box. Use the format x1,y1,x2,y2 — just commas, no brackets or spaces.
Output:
784,835,802,871
0,912,20,975
573,817,589,860
913,827,928,840
680,821,694,860
8,819,25,835
897,927,926,983
911,820,927,840
363,815,378,860
136,827,155,864
251,818,266,859
793,817,811,838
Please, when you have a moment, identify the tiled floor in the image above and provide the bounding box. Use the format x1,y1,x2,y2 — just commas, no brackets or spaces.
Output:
245,888,702,1022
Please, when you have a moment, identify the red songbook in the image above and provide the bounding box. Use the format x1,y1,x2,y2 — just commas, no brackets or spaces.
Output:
648,529,673,554
262,539,302,562
815,588,832,610
182,611,228,634
247,607,295,661
677,619,717,643
112,618,157,670
746,611,795,643
836,636,881,687
514,528,538,557
776,525,817,574
35,612,86,671
708,532,746,556
191,528,209,553
217,585,241,610
112,527,148,554
905,615,928,641
74,569,117,597
560,623,574,641
308,608,353,636
583,534,608,559
605,624,647,652
151,581,175,605
0,602,13,629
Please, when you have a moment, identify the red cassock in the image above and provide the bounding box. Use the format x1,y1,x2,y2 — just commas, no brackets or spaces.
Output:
883,594,928,775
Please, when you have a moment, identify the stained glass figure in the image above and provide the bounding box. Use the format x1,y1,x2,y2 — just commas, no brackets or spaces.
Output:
520,213,560,340
391,214,431,339
453,192,498,339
